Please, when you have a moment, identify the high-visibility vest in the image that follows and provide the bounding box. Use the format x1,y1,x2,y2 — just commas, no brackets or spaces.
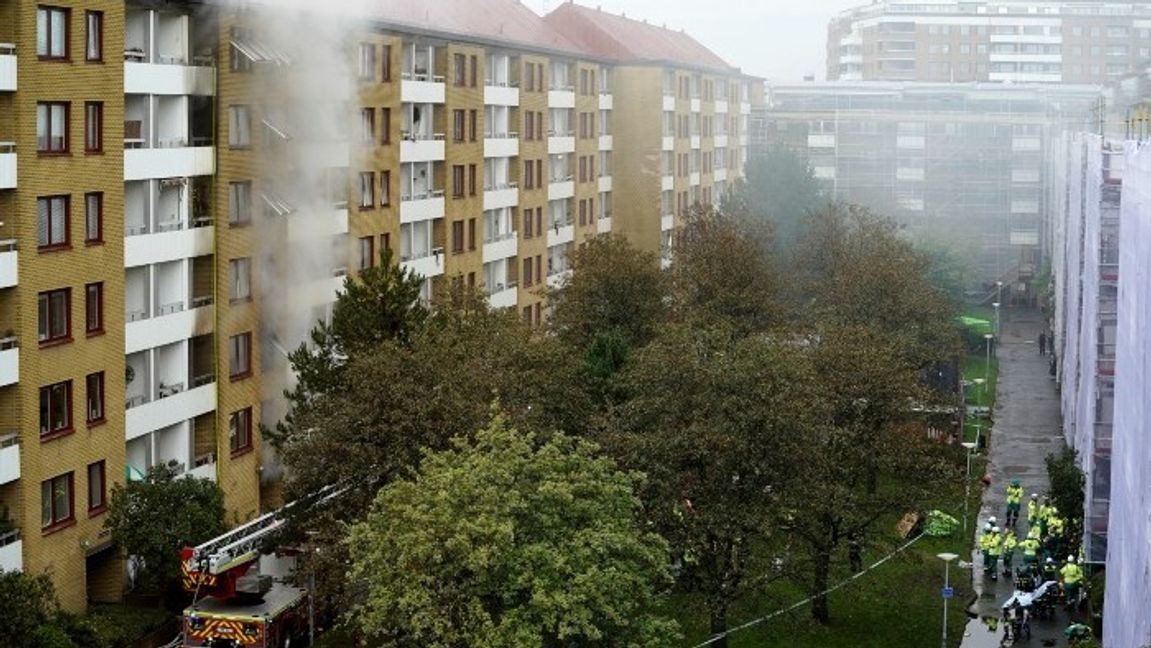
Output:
979,532,993,551
1050,517,1065,537
1027,500,1040,521
1021,538,1040,557
1040,504,1055,521
1002,534,1017,552
987,534,1003,556
1061,563,1083,585
1007,485,1024,504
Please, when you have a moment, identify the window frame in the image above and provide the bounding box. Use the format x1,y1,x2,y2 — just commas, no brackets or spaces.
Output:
229,408,254,457
360,107,376,144
451,220,465,254
41,472,75,534
37,101,70,154
39,380,74,441
85,10,103,62
36,195,70,251
230,257,252,303
86,371,105,427
380,107,391,145
381,44,392,81
84,191,103,244
359,236,375,271
229,181,252,226
38,288,72,346
454,53,467,87
229,332,252,380
36,5,71,60
83,101,103,153
358,42,376,81
359,171,375,209
380,170,391,206
228,104,252,149
452,165,465,198
85,281,104,336
87,461,107,516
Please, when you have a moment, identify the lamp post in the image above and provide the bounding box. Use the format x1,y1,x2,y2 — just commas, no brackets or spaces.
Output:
984,333,994,389
938,552,960,648
961,442,977,533
991,301,1001,340
996,280,1003,308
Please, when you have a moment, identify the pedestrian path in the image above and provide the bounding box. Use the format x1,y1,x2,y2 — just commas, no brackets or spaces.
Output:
959,307,1071,648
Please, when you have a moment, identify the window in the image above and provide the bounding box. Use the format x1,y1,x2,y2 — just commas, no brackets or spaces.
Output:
523,209,534,237
359,43,376,80
38,288,71,344
453,109,465,142
468,218,476,250
87,461,106,514
85,282,103,335
452,165,465,198
82,102,103,153
525,63,535,91
468,164,477,196
380,170,391,206
230,258,252,302
469,109,478,141
229,332,252,379
229,408,253,455
230,26,253,72
84,194,103,245
41,473,74,531
380,233,391,255
229,182,252,225
39,381,73,439
381,44,392,80
524,160,534,189
381,107,391,144
36,6,69,59
452,220,465,253
359,236,374,270
469,54,478,87
523,257,534,286
229,105,251,148
454,53,467,86
85,372,104,425
37,102,69,153
85,11,103,61
360,108,375,144
359,171,375,208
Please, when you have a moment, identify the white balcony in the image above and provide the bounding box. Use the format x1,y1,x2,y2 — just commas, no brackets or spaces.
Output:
489,284,518,309
896,135,924,150
662,95,676,111
661,175,674,192
0,144,14,189
547,269,572,289
0,341,18,387
598,93,613,110
548,180,575,200
548,89,576,109
1012,137,1041,152
484,136,519,159
188,454,216,481
400,192,445,224
808,134,836,148
401,249,445,279
598,176,612,193
0,45,15,92
126,382,216,442
124,62,215,96
548,224,575,247
401,76,446,103
125,302,214,355
483,185,518,211
713,168,728,182
715,100,728,114
662,136,674,151
690,98,701,113
124,147,214,181
0,434,18,485
125,223,214,268
661,213,675,232
598,135,613,151
400,136,446,163
714,134,729,148
690,135,701,150
548,136,576,154
0,241,15,288
482,232,518,261
597,216,612,233
484,85,520,106
287,209,348,242
740,102,751,115
0,531,21,572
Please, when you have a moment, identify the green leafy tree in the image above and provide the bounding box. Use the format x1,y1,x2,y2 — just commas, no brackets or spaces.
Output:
345,411,679,647
1046,446,1086,555
0,570,62,648
104,463,226,593
728,147,826,251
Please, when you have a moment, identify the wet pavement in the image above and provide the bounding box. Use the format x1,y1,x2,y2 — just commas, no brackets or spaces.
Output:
958,307,1082,648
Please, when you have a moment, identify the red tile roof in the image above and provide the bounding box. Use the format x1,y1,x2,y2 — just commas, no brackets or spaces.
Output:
371,0,584,57
543,1,738,74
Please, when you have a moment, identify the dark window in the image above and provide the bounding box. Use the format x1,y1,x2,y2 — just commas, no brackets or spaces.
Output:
359,43,376,81
469,109,478,142
381,107,391,144
37,102,69,153
229,333,251,379
86,372,104,425
468,164,477,196
84,192,103,243
360,108,375,143
453,110,465,142
452,165,465,198
359,236,374,270
380,233,391,254
229,182,251,225
85,282,103,335
87,461,106,514
41,472,74,531
523,160,533,189
469,54,478,87
229,26,253,72
85,11,102,61
229,408,253,455
523,257,533,286
36,6,70,59
380,170,391,206
454,53,467,86
229,105,251,148
452,220,465,253
467,217,476,250
523,208,534,237
39,381,73,439
230,258,252,302
359,171,375,208
38,288,71,345
381,44,392,81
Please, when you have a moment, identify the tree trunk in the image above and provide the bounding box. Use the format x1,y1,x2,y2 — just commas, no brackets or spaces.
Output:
848,532,863,573
709,604,729,648
811,545,832,624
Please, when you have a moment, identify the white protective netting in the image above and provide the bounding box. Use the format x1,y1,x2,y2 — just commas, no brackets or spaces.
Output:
1052,132,1068,386
1061,136,1084,446
1103,141,1151,648
1076,135,1104,561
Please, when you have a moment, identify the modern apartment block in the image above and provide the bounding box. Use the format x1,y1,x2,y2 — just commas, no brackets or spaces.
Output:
829,1,1151,85
0,0,758,613
756,81,1099,291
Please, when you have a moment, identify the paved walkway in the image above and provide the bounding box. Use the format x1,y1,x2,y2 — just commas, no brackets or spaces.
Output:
959,307,1074,648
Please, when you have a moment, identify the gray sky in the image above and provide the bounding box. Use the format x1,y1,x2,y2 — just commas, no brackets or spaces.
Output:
537,0,864,81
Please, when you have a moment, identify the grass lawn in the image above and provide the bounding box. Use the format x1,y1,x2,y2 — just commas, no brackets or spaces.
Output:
962,354,999,446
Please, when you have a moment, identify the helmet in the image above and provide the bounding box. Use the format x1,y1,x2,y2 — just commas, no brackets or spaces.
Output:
984,522,993,530
1068,555,1076,563
989,516,997,524
1046,557,1055,564
1011,479,1021,485
1031,493,1039,498
992,526,1000,533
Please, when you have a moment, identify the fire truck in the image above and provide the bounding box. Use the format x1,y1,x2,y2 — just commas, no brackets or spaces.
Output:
177,487,342,648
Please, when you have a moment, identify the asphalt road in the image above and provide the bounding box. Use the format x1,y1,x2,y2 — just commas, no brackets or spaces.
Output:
958,307,1086,648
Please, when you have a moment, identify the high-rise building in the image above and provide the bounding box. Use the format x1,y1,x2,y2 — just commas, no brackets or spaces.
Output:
0,0,760,612
828,1,1151,85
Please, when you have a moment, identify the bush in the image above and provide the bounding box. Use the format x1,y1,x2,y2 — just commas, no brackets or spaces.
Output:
1045,446,1086,552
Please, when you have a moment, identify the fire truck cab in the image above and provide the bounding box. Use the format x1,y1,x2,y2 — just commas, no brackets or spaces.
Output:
183,583,307,648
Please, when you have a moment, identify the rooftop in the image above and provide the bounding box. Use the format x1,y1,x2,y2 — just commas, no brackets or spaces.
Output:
372,0,585,57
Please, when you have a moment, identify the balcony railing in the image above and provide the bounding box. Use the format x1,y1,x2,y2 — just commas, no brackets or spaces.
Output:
484,181,518,192
0,528,20,549
485,131,519,139
0,432,18,449
547,129,573,138
193,451,216,468
484,79,519,88
549,175,574,184
401,131,446,142
484,230,517,244
400,71,446,83
191,373,215,388
0,142,13,154
598,210,612,220
400,189,446,201
0,336,16,351
158,301,185,316
400,246,444,263
487,280,519,296
190,295,214,309
549,84,575,92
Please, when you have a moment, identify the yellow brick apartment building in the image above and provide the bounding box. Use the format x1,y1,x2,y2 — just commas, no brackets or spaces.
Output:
0,0,761,611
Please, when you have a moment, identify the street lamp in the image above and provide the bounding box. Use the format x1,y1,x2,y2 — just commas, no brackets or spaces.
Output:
996,280,1003,308
938,552,960,648
984,333,994,389
961,442,977,533
991,301,1001,339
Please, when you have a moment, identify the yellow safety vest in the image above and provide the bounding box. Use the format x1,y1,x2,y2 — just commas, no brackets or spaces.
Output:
1007,485,1023,504
1050,517,1065,537
1002,534,1017,552
1061,563,1083,585
1021,538,1039,557
979,532,993,551
1028,525,1041,540
1027,500,1039,520
987,534,1003,556
1040,504,1055,520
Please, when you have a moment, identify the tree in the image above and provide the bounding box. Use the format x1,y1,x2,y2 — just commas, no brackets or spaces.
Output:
0,570,61,648
345,411,679,647
1046,446,1085,555
603,323,811,646
104,463,226,593
547,234,668,351
728,147,826,251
